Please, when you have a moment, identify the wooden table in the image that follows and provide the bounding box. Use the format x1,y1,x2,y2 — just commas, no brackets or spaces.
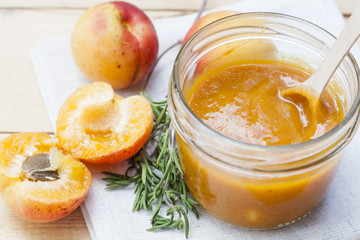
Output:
0,0,357,239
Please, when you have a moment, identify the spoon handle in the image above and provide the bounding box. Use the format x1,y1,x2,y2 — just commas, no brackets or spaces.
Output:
310,6,360,94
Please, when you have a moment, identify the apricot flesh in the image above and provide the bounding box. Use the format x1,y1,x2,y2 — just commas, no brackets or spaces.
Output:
56,82,153,164
0,133,92,222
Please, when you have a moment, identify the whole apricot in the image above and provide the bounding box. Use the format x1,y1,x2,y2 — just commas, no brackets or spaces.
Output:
182,11,238,45
182,11,276,75
71,1,159,89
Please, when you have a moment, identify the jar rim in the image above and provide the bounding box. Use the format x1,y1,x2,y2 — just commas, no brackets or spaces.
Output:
172,12,360,153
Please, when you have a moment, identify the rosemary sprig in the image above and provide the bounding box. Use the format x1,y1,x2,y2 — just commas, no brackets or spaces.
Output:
103,92,199,238
103,1,208,236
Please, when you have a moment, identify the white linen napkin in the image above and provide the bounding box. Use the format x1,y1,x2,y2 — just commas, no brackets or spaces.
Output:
30,0,360,239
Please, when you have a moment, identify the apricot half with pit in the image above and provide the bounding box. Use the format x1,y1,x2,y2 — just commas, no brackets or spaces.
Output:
56,82,153,164
0,132,92,222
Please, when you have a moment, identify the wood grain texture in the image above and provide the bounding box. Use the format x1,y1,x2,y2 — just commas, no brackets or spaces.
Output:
0,0,357,239
0,0,237,10
0,0,357,13
0,201,90,240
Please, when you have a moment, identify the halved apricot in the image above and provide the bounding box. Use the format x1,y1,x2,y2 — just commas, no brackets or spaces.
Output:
56,82,153,164
0,132,92,222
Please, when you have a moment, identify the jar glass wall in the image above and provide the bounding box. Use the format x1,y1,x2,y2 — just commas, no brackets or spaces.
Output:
169,13,360,229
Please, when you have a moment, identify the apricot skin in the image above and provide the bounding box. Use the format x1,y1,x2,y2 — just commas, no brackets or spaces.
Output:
1,181,89,223
71,1,159,89
182,11,238,45
182,11,276,75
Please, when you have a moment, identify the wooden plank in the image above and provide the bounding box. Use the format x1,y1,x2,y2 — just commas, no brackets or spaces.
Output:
0,0,357,15
0,9,76,133
0,199,90,240
0,0,238,11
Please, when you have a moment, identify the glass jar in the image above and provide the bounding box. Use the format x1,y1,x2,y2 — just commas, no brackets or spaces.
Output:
168,13,360,229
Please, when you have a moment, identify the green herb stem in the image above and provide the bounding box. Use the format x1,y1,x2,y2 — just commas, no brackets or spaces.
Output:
103,93,199,238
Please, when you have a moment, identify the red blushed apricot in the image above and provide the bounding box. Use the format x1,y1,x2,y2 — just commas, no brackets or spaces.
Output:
56,82,153,164
182,11,276,75
71,1,159,89
0,133,92,222
182,11,238,45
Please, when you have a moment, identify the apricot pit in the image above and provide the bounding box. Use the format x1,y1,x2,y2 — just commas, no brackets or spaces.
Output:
21,153,59,182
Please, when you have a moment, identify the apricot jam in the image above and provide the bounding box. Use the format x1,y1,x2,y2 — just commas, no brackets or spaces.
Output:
177,60,343,228
187,60,343,145
169,13,360,230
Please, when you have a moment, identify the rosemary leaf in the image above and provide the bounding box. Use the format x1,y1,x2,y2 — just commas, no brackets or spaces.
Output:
103,93,199,238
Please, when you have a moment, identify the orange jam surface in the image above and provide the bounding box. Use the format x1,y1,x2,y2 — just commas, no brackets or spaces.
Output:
179,60,344,228
187,60,343,145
